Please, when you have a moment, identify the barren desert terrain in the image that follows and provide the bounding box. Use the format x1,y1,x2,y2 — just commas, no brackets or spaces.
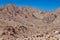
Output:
0,4,60,40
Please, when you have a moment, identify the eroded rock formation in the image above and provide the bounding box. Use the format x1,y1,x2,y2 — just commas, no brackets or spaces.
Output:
0,4,60,40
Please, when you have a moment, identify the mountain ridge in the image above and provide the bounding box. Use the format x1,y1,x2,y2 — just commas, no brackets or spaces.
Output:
0,4,60,40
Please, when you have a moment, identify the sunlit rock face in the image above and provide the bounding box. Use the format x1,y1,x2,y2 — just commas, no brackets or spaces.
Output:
0,4,60,40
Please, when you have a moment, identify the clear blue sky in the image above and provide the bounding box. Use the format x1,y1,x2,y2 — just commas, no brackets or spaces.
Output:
0,0,60,11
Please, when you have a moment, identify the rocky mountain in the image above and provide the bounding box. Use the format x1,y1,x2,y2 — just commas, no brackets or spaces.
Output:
0,4,60,40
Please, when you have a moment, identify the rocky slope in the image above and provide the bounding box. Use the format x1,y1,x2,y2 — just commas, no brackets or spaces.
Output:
0,4,60,40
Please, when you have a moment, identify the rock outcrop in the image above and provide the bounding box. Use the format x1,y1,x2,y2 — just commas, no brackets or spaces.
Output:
0,4,60,40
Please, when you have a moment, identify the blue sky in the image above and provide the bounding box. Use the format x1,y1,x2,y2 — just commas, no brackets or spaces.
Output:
0,0,60,11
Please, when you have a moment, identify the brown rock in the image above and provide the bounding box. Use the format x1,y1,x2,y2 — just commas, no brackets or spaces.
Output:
0,4,60,40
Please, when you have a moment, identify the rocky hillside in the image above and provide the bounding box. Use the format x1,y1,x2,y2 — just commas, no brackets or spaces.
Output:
0,4,60,40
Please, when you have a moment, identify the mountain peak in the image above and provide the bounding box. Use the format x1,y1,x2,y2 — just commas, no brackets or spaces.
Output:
6,4,15,7
56,8,60,13
4,4,16,8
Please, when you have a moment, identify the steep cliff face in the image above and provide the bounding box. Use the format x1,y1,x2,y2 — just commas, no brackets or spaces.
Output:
0,4,60,40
